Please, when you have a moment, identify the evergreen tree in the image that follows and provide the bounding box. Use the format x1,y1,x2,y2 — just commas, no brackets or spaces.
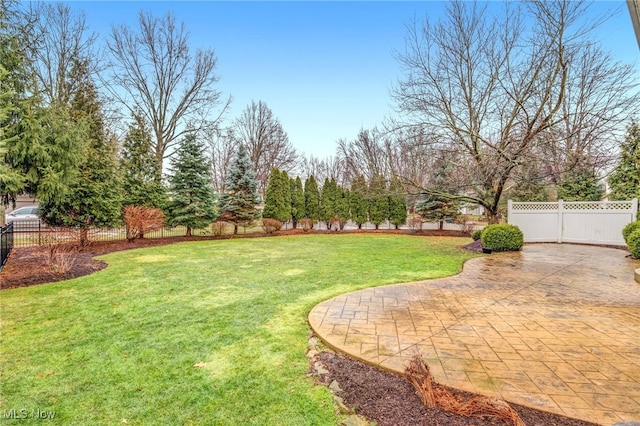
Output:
415,156,460,230
609,120,640,200
167,134,217,236
556,167,604,202
320,177,338,229
262,168,291,223
334,186,351,230
290,176,305,229
350,175,369,229
39,61,121,245
120,113,167,209
1,4,86,206
218,144,261,234
415,195,459,230
388,176,408,229
304,174,320,227
368,174,389,229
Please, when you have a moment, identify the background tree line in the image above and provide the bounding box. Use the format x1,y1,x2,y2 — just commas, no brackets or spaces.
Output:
1,0,638,234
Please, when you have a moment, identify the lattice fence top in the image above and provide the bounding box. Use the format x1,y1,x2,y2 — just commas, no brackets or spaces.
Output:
510,202,559,211
510,199,636,212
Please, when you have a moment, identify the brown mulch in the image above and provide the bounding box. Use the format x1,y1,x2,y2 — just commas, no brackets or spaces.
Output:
314,351,600,426
0,229,607,425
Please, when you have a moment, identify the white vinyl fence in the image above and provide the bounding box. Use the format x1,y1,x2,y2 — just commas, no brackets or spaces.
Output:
508,199,638,246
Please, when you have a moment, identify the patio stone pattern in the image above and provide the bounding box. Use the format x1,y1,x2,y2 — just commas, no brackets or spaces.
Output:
309,244,640,426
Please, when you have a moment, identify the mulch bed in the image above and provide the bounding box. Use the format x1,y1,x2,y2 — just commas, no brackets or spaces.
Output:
314,351,600,426
0,230,604,425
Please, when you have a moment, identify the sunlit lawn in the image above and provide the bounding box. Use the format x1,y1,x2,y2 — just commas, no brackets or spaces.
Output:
1,234,477,425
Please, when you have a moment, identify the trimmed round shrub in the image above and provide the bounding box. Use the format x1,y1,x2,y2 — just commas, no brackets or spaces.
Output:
480,224,523,252
262,218,283,234
627,229,640,259
622,220,640,245
471,229,482,241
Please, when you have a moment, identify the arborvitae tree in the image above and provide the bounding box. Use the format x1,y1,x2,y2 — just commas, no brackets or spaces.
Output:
120,113,167,209
262,168,291,223
320,177,338,229
290,176,305,229
388,176,408,229
263,168,281,219
350,175,369,229
334,186,351,230
304,174,320,227
368,174,389,229
609,120,640,200
218,144,261,234
39,61,122,245
167,134,217,236
556,167,604,202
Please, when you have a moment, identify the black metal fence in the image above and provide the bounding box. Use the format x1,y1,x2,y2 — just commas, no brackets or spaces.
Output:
1,222,14,270
9,221,218,248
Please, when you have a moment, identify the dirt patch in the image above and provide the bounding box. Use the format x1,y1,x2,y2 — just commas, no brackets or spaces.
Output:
313,350,600,426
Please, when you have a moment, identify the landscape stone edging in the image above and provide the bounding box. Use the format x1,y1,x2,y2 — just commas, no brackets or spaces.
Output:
635,268,640,284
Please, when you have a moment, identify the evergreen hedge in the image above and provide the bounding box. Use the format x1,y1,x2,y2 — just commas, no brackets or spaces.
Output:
481,224,523,252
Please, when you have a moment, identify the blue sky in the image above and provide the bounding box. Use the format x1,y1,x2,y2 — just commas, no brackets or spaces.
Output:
72,1,639,159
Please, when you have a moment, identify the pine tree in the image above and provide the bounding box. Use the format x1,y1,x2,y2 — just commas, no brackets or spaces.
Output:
415,156,460,230
388,176,407,229
167,134,217,236
368,174,389,229
609,120,640,201
350,175,369,229
218,144,261,234
320,177,338,229
1,6,86,206
120,113,167,209
290,176,305,229
415,195,459,230
39,61,121,245
557,167,604,201
304,175,320,227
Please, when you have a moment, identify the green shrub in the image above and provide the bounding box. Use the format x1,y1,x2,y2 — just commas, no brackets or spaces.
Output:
622,220,640,245
627,229,640,259
481,224,523,252
471,229,482,241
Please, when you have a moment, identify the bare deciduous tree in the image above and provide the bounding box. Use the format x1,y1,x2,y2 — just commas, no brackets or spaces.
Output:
231,100,299,194
29,2,99,107
106,11,229,168
393,0,638,222
205,127,236,192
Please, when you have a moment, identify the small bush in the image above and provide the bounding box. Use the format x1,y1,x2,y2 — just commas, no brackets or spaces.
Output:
622,221,640,245
471,229,482,241
407,216,423,232
481,224,523,252
627,229,640,259
211,221,227,236
262,218,283,234
123,205,165,241
299,218,313,232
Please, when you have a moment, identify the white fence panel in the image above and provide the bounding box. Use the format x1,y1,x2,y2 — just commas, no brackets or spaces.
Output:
508,199,638,246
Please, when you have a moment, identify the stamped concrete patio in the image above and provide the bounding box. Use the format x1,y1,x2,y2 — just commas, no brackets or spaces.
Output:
308,244,640,425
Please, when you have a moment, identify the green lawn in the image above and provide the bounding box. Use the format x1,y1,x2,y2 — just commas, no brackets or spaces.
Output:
1,234,477,425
